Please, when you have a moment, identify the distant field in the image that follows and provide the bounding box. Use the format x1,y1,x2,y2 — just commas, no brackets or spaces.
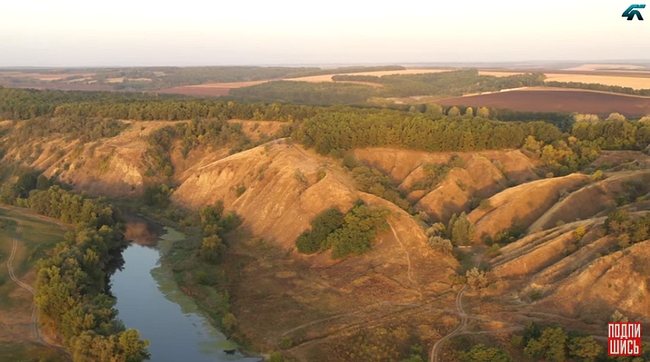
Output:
158,69,524,96
544,73,650,89
155,80,270,97
0,72,93,81
284,69,522,83
437,88,650,117
563,63,648,71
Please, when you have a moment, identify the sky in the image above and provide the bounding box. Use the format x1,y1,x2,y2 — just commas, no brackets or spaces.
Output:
1,0,649,67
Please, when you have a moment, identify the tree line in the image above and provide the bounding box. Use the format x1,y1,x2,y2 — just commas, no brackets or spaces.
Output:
0,173,150,362
331,69,546,98
293,110,550,155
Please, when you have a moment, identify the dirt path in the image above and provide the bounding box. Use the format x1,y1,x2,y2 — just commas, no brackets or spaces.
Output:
6,220,66,356
389,222,423,298
430,285,468,362
7,220,43,344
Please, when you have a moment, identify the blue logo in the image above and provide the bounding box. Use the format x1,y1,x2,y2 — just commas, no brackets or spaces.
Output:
623,4,645,20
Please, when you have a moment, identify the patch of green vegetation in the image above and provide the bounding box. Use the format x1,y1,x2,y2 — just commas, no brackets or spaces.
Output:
342,157,411,212
295,200,390,259
604,209,650,249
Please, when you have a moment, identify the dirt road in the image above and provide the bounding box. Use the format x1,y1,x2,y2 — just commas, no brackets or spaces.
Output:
430,285,468,362
7,220,43,344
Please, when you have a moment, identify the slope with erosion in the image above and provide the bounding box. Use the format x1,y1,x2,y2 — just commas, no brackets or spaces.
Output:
353,148,539,222
541,239,650,319
169,142,462,358
2,119,285,197
476,209,650,348
3,121,176,196
530,169,650,231
468,173,590,241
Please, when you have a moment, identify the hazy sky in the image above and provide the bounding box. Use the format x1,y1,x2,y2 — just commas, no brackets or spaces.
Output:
1,0,649,67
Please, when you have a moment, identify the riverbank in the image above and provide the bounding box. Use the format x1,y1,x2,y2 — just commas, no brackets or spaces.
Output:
116,213,264,361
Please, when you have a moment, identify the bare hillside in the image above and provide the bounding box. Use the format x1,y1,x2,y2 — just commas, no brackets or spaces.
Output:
468,174,590,241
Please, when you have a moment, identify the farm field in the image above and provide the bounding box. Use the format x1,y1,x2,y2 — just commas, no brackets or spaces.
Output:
155,80,272,97
283,69,522,82
0,206,69,362
436,88,650,117
544,73,650,89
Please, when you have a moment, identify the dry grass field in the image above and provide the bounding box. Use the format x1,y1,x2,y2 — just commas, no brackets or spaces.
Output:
284,69,522,83
563,63,648,71
544,73,650,89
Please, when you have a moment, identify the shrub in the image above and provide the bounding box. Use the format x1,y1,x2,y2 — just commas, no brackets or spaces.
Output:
236,185,246,197
478,198,492,210
428,236,453,255
573,225,587,241
486,243,501,257
279,336,293,349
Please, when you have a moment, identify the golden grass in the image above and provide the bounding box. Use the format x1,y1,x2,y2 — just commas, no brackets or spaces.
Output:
285,69,521,83
106,77,125,83
478,71,524,77
544,73,650,89
563,63,647,71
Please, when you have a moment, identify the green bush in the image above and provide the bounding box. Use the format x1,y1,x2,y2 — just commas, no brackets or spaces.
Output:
236,185,247,197
295,201,389,259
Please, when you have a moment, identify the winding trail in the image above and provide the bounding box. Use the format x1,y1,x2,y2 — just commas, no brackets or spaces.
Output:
6,219,61,352
430,285,468,362
7,220,42,343
389,222,423,298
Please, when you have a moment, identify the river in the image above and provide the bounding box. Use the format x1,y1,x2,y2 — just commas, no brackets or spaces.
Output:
111,221,261,362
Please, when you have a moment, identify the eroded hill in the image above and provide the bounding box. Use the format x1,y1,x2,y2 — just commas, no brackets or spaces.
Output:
2,115,650,361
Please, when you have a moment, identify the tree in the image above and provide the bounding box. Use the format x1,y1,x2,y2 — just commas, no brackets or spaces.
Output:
447,106,460,117
568,336,602,362
36,174,51,190
428,236,453,255
523,135,543,156
465,107,474,117
450,212,474,246
200,234,225,263
476,107,490,118
573,225,587,241
465,267,490,290
458,344,511,362
525,327,568,362
222,313,237,332
15,171,38,198
606,112,626,122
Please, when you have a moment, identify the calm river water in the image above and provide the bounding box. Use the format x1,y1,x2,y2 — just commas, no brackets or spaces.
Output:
111,225,261,362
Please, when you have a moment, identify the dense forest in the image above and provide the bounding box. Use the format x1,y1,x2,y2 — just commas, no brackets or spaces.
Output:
0,174,150,362
228,81,376,105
